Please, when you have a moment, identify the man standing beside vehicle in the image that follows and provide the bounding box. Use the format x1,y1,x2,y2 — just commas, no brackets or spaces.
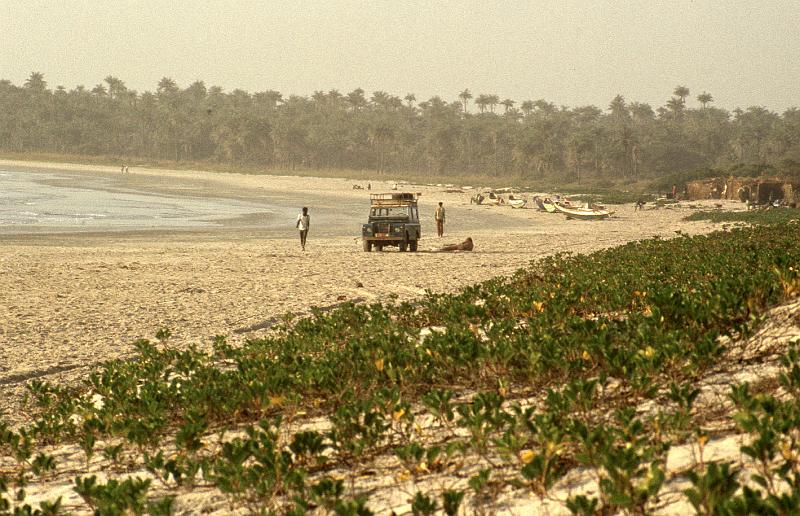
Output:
434,202,446,237
296,206,310,251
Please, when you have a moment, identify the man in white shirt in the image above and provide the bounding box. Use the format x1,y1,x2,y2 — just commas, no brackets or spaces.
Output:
296,207,310,251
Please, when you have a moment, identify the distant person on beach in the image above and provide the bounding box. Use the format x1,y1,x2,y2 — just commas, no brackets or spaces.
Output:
121,164,126,174
434,202,446,237
296,207,310,251
125,165,129,174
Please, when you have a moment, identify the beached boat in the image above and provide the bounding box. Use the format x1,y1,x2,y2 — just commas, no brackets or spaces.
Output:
508,199,527,209
534,198,558,212
554,202,614,220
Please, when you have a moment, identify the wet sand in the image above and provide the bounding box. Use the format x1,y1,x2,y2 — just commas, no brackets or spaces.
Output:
0,159,733,422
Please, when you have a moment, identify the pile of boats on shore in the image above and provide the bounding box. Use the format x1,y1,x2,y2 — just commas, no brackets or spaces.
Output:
470,190,615,220
537,197,615,220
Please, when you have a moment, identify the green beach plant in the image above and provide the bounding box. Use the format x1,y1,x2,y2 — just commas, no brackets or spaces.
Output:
7,219,800,513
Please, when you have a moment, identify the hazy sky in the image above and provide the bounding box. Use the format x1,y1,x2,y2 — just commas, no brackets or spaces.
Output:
3,0,799,111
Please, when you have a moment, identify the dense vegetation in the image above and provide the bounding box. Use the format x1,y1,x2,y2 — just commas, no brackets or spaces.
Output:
3,221,800,513
685,208,800,225
3,73,800,183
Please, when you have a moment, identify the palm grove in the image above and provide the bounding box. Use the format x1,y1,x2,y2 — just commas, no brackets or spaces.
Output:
2,72,799,183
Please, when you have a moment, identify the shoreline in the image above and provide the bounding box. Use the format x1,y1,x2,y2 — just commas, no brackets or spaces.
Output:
0,152,649,192
0,154,523,191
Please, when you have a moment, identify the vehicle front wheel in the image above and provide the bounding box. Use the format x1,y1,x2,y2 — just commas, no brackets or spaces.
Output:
363,240,372,252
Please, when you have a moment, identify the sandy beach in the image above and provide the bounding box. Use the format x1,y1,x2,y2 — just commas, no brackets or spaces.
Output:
0,159,731,423
1,159,784,515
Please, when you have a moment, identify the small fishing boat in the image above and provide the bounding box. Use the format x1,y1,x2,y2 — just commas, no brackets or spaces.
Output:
471,191,502,205
508,199,527,209
554,202,614,220
535,197,558,212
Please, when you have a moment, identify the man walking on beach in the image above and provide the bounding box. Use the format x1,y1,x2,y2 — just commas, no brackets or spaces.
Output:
296,207,310,251
435,202,446,237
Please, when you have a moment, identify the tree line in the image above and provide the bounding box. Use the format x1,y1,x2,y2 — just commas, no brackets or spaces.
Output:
1,72,799,182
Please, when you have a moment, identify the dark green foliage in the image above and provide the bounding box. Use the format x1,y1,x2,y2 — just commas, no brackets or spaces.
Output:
685,209,799,225
442,489,465,516
684,462,740,515
3,74,799,183
566,494,599,515
594,410,668,512
10,222,800,512
409,492,438,515
73,475,166,516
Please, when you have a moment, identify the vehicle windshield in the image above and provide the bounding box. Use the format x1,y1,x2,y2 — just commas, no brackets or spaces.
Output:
370,206,410,218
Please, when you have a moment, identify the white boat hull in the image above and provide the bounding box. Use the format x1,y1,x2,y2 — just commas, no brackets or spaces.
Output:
554,203,613,220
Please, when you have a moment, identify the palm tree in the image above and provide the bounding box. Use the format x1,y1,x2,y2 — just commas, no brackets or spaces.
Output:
487,94,500,113
506,108,522,121
371,91,389,109
608,95,628,118
629,102,655,123
404,93,416,107
458,89,472,113
104,76,125,100
697,92,713,109
673,85,690,104
157,77,178,96
24,72,46,91
91,84,107,96
347,88,366,112
500,98,515,113
666,97,685,117
520,100,534,117
383,95,402,111
263,90,283,109
474,94,489,113
311,91,326,114
533,99,556,114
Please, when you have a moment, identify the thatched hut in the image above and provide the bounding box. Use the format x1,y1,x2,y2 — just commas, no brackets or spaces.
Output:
686,178,727,200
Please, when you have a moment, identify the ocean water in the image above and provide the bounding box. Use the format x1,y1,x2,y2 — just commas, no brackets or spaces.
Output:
0,168,278,233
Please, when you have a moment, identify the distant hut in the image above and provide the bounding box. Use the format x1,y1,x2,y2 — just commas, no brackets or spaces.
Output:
685,176,800,205
686,178,727,200
755,180,787,204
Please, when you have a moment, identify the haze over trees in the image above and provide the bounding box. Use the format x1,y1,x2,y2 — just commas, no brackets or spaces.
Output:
1,72,799,182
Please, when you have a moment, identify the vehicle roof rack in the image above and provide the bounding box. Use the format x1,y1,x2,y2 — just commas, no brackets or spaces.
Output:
369,192,420,205
370,192,419,200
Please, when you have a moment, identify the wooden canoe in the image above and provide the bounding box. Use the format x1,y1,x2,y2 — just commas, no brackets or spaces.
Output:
554,203,613,220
